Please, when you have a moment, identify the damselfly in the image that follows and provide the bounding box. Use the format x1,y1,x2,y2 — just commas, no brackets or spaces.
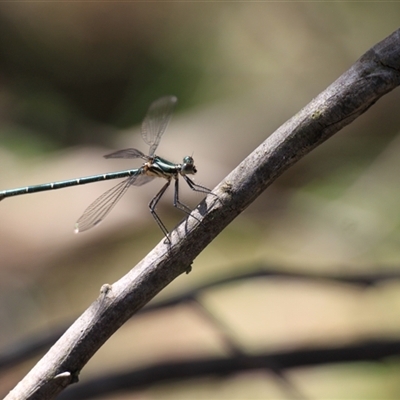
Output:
0,96,212,240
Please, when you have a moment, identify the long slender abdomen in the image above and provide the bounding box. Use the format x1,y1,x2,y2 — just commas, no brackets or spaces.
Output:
0,168,140,200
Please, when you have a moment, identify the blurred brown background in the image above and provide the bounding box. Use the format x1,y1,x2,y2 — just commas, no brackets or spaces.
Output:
1,3,400,399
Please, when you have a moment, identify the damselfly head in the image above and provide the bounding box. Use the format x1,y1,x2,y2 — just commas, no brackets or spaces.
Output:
181,156,197,175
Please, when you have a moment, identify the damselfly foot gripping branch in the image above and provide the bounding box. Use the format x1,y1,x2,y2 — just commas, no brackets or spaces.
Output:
0,96,213,240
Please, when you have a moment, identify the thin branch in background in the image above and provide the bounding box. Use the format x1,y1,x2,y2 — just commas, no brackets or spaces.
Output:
56,339,400,400
4,29,400,399
190,299,308,400
189,299,246,357
2,263,400,374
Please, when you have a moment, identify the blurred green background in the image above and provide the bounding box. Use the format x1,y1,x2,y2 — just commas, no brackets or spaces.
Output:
1,3,400,399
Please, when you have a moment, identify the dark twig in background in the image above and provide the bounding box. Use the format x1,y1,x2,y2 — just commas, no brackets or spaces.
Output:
2,264,400,374
57,339,400,400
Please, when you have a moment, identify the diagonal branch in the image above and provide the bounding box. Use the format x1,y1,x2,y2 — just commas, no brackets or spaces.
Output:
5,28,400,400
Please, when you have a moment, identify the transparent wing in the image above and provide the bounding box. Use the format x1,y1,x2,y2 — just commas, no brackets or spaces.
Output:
130,174,155,187
104,148,149,161
75,172,155,233
141,95,177,157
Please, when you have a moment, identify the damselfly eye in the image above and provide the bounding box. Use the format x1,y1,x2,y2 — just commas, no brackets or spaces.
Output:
183,156,194,165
